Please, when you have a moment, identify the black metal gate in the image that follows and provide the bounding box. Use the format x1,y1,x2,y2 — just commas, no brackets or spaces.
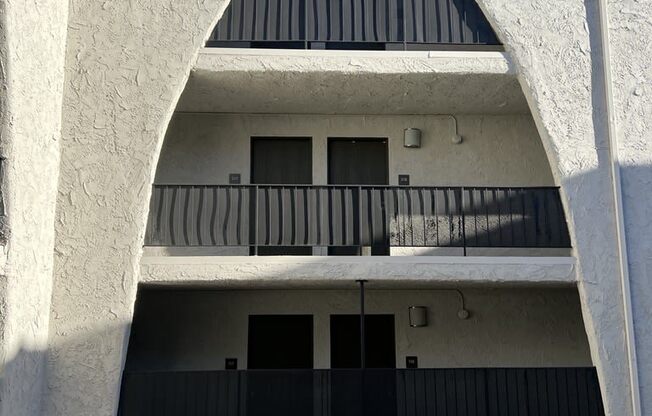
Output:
119,368,604,416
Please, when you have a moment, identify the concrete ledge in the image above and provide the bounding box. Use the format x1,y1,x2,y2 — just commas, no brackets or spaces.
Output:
195,47,514,75
200,47,510,61
178,48,524,115
140,256,577,289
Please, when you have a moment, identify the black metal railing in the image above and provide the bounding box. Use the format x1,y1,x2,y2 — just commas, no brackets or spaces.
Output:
145,185,571,253
145,185,571,252
119,367,604,416
145,185,570,252
207,0,501,50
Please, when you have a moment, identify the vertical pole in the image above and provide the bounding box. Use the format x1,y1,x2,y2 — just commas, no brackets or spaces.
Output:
357,279,367,416
461,187,467,257
402,0,407,50
253,185,258,255
357,279,367,368
358,186,363,253
304,0,308,49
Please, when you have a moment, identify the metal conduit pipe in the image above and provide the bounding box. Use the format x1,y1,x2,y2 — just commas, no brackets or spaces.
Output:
596,1,641,415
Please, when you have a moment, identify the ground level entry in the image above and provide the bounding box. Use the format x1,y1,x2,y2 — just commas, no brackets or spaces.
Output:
120,287,603,414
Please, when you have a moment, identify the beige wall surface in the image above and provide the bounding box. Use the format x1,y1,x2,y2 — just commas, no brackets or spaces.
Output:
156,113,554,187
0,1,67,415
127,287,592,371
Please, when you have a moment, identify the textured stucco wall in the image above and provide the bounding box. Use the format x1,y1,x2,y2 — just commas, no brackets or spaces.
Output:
181,50,527,115
606,0,652,413
126,288,592,371
139,255,577,287
474,1,634,414
0,0,67,415
156,113,554,187
37,1,648,416
43,1,230,415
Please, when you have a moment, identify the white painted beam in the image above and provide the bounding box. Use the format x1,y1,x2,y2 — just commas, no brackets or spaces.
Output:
140,256,576,288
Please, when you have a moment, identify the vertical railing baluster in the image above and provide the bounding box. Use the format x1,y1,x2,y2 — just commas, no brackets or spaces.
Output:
237,186,243,246
277,187,284,246
461,187,467,256
358,185,363,249
253,185,259,254
265,187,271,246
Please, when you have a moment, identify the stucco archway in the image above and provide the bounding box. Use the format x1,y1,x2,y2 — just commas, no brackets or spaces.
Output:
44,1,233,414
44,1,632,415
474,1,634,414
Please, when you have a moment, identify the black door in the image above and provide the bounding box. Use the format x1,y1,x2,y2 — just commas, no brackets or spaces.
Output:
330,314,397,416
251,137,312,255
251,137,312,185
247,315,314,416
328,138,388,185
328,138,389,255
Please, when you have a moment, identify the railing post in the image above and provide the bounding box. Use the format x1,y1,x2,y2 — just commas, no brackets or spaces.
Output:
253,185,258,255
461,187,467,257
304,0,308,49
402,0,407,50
358,186,363,253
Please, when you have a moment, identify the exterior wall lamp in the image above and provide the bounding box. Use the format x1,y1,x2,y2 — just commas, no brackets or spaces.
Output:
408,306,428,327
403,128,422,148
408,290,470,328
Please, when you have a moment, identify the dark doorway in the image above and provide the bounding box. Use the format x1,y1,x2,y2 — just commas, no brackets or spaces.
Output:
247,315,314,416
251,137,312,255
248,315,313,369
330,314,396,369
330,314,397,416
328,138,389,255
251,137,312,185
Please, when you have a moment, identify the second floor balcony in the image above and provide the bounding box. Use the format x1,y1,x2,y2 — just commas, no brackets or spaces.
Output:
207,0,501,50
145,184,570,256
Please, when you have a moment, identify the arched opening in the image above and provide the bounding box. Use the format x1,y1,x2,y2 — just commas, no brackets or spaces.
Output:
118,1,607,414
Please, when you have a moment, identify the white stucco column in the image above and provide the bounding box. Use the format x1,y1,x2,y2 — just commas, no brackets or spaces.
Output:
43,1,230,415
0,1,68,415
606,0,652,413
476,1,636,414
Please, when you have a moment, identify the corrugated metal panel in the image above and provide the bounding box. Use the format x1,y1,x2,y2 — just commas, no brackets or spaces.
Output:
208,0,499,47
144,185,571,249
119,368,605,416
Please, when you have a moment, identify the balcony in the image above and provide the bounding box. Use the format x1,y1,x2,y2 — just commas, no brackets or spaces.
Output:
119,367,604,416
207,0,501,50
144,185,570,256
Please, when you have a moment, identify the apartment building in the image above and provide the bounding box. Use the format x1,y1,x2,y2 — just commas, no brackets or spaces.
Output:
0,0,650,415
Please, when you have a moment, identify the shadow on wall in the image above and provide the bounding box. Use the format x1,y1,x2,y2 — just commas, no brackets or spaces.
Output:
0,346,47,416
0,323,132,416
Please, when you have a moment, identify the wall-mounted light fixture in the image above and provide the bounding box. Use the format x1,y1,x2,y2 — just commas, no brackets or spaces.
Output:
408,306,428,327
448,115,463,144
408,290,470,329
403,128,422,148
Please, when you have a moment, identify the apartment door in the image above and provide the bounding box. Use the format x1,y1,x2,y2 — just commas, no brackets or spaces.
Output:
247,315,313,416
328,138,388,185
251,137,312,255
251,137,312,185
328,138,389,255
330,314,397,416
